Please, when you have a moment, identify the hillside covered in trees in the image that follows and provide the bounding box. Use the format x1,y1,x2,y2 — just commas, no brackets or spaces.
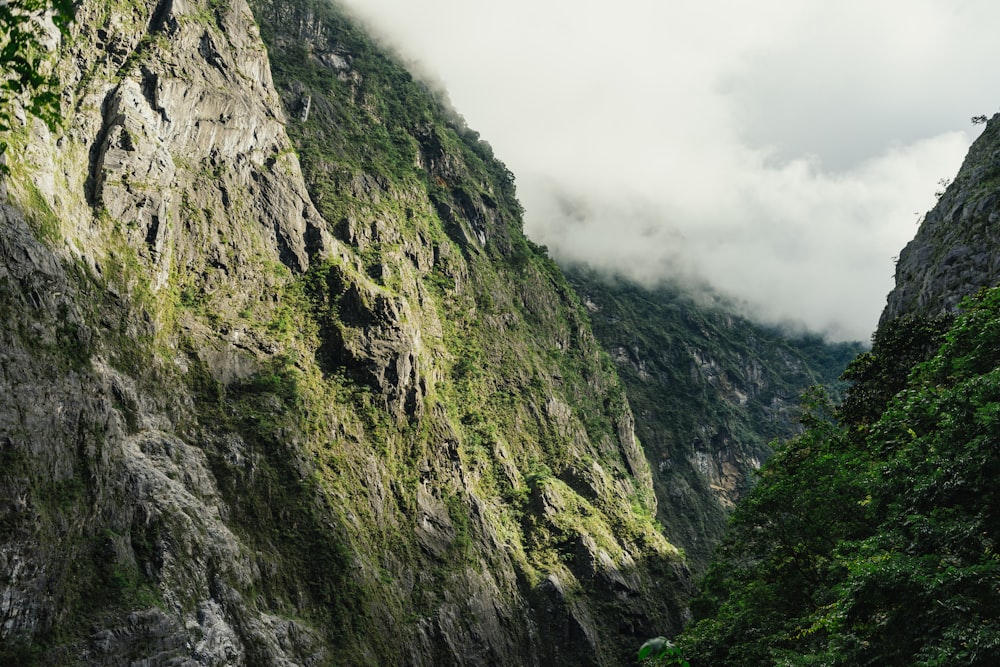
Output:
674,112,1000,665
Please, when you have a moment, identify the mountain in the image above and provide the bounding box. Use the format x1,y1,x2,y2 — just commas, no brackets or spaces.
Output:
883,115,1000,323
0,0,690,664
676,116,1000,665
565,269,861,572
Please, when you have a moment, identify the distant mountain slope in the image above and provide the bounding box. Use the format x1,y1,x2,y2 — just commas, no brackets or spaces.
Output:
565,268,862,571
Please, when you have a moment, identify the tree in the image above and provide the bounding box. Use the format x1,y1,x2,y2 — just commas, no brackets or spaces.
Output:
0,0,75,168
678,389,870,665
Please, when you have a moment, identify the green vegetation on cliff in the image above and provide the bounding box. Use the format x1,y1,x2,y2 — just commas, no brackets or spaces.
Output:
678,290,1000,665
0,0,74,166
244,0,688,658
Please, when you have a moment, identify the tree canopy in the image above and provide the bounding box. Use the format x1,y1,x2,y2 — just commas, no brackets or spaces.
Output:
678,289,1000,665
0,0,74,165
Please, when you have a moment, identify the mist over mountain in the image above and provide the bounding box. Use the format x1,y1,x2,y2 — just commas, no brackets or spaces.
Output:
337,0,1000,341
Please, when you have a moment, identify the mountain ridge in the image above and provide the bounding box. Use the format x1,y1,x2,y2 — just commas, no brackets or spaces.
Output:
883,113,1000,323
1,0,688,663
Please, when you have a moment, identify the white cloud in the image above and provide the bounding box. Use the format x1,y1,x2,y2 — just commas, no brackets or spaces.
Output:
337,0,999,340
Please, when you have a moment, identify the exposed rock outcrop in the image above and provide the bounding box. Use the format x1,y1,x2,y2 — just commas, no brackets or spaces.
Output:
882,114,1000,323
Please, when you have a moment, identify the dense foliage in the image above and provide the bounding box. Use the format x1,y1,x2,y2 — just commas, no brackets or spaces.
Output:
0,0,73,163
679,289,1000,665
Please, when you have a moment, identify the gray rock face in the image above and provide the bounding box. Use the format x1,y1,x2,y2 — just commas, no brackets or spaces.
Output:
71,0,331,292
0,203,323,666
882,115,1000,323
1,0,363,661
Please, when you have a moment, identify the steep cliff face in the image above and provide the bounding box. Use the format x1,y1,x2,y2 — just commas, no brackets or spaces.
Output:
0,0,687,664
883,114,1000,323
566,270,861,571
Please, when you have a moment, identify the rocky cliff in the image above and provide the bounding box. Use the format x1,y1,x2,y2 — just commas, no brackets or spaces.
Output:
566,269,861,571
0,0,688,664
883,114,1000,322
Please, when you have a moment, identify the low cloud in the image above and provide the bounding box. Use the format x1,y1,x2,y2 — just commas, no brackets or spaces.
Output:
338,0,999,340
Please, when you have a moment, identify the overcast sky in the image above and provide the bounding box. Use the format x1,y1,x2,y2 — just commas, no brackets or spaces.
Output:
337,0,1000,341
